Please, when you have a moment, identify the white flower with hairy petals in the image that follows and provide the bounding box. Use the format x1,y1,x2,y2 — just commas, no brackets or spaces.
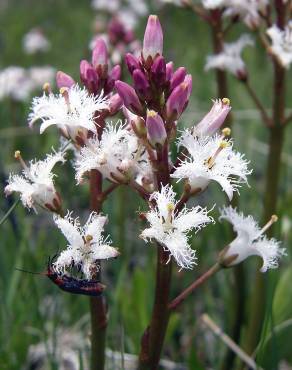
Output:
267,22,292,69
29,84,108,142
0,66,34,101
205,35,253,77
172,131,251,201
219,206,286,272
140,185,213,270
53,212,119,279
74,122,151,184
5,151,65,212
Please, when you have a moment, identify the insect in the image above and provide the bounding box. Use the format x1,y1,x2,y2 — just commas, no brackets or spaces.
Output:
16,257,106,297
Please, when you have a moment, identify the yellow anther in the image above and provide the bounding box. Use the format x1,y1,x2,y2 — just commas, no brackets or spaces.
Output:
60,87,69,95
14,150,21,159
43,82,51,93
219,141,229,149
222,97,230,105
222,127,231,137
271,214,278,223
167,203,175,212
85,235,93,242
147,110,157,118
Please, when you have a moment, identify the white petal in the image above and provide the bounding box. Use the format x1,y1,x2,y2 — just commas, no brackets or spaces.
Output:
53,213,83,248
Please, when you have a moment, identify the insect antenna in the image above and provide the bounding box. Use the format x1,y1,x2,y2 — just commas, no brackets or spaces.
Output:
15,267,44,276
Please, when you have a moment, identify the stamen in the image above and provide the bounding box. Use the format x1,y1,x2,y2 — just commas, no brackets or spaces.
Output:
60,87,71,112
206,141,229,169
259,214,278,236
43,82,52,94
85,234,93,242
14,150,28,170
165,202,175,225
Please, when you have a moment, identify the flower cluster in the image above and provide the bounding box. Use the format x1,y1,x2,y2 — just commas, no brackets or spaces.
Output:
4,14,286,286
22,28,51,55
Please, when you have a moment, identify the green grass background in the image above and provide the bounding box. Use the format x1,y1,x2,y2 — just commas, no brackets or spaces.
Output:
0,0,291,369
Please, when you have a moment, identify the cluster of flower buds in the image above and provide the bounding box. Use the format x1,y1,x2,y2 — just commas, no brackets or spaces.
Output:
115,15,192,148
57,37,122,118
108,16,135,47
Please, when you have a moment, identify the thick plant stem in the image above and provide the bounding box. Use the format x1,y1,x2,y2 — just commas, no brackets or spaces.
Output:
89,169,107,370
242,63,285,359
138,143,172,370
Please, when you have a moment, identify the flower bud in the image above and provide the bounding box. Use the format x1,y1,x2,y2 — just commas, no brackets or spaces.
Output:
194,98,231,136
92,37,108,68
133,69,151,100
108,93,123,115
170,67,186,91
166,81,189,121
56,71,75,89
80,60,100,94
143,15,163,60
146,110,167,147
166,62,174,81
125,53,140,74
104,64,121,94
115,80,144,115
151,56,166,87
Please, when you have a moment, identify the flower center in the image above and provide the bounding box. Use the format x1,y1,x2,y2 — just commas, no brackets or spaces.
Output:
163,202,175,231
60,87,71,113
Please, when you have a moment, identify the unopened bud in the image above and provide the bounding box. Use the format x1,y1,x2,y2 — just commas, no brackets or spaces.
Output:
146,110,167,147
56,71,75,89
143,15,163,61
115,80,144,115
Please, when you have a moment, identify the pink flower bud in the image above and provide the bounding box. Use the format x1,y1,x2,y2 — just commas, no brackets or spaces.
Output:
125,53,140,74
184,74,192,99
133,69,151,100
151,56,166,87
56,71,75,89
166,81,189,121
115,80,144,115
92,38,108,68
166,62,174,81
104,65,121,94
80,60,100,94
143,15,163,60
146,110,167,147
108,93,123,115
194,98,231,136
170,67,186,91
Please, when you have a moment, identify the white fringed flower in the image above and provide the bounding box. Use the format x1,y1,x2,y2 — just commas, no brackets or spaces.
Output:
140,185,213,270
267,22,292,69
5,151,65,213
74,122,150,184
219,206,286,272
53,212,119,279
171,131,251,201
205,35,253,77
202,0,268,28
22,28,51,54
29,84,108,142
